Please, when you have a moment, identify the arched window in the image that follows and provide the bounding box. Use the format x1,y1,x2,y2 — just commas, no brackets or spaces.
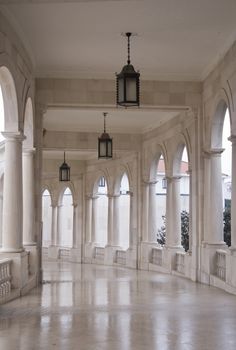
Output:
180,146,190,251
23,97,34,149
119,173,130,249
222,108,231,246
42,189,52,247
60,187,73,247
156,155,166,243
96,177,108,247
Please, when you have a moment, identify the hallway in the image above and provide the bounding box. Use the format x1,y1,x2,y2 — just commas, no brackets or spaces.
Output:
0,261,236,350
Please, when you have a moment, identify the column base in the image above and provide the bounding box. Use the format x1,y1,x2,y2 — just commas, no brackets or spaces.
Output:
24,245,40,276
0,247,24,253
140,241,159,269
162,245,184,272
48,245,60,259
83,242,94,263
70,247,82,263
23,242,37,246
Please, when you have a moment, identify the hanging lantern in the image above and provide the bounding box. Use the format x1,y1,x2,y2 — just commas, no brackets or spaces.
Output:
116,32,140,107
59,151,70,181
98,112,112,159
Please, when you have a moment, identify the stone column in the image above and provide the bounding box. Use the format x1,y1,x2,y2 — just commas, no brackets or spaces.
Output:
72,203,78,248
187,168,192,252
51,203,58,246
91,196,98,244
148,181,158,242
0,194,3,247
1,132,25,252
85,195,92,243
107,195,114,246
204,149,224,243
166,176,182,248
23,149,36,246
112,195,120,246
129,192,134,247
57,204,63,246
229,136,236,248
141,182,149,242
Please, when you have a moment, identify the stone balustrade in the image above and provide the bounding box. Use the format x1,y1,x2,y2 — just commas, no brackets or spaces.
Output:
152,248,163,266
94,247,105,260
116,250,126,265
175,252,185,274
216,250,226,281
59,248,70,261
0,259,12,299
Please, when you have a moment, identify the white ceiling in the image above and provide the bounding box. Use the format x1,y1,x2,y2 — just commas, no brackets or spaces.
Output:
1,0,236,80
2,0,236,161
44,107,181,134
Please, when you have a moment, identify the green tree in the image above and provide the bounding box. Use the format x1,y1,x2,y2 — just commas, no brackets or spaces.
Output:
157,211,189,251
223,207,231,246
157,215,166,245
181,210,189,251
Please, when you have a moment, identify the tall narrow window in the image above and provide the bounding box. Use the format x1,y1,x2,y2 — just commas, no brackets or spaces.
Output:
60,188,73,247
156,155,166,242
119,173,130,249
97,177,108,246
180,146,190,251
222,108,231,246
42,189,52,247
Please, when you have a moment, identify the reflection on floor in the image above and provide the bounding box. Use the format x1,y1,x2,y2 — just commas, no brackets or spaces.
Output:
0,261,236,350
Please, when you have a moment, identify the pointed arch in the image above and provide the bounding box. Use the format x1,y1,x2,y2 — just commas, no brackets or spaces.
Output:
59,186,73,248
92,170,110,196
23,97,34,149
42,188,52,248
119,172,130,249
211,99,229,149
0,66,19,132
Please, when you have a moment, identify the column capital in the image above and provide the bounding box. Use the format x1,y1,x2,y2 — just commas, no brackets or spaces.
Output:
186,167,192,175
228,135,236,143
142,179,158,186
92,195,99,200
23,147,36,155
166,175,181,182
35,102,47,116
2,131,25,142
203,148,224,158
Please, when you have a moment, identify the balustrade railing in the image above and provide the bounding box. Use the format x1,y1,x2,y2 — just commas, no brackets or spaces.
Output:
175,252,185,274
151,248,162,266
59,248,70,260
94,247,105,260
116,250,126,265
0,259,12,299
216,250,226,281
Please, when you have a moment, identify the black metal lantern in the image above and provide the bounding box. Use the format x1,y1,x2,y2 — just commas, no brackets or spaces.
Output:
98,112,112,159
116,32,140,107
59,152,70,181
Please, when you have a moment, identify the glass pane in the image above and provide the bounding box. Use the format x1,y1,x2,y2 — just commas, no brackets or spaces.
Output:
107,140,112,157
99,141,106,157
126,78,136,101
118,78,124,103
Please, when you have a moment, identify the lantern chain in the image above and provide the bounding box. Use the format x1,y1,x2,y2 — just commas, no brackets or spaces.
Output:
126,32,131,65
103,112,108,133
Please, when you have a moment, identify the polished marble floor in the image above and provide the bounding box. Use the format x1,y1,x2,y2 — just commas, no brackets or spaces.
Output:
0,261,236,350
